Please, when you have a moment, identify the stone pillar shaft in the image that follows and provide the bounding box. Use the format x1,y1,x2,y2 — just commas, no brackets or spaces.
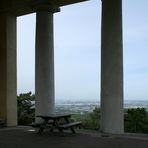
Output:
100,0,124,134
0,13,17,126
35,11,55,120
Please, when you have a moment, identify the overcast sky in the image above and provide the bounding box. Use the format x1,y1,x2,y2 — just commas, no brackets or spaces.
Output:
17,0,148,101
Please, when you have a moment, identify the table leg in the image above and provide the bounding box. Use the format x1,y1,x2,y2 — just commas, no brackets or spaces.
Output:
70,127,76,134
38,120,48,135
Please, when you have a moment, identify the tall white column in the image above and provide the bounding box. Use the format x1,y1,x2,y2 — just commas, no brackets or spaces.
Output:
100,0,124,134
0,12,17,126
35,10,55,121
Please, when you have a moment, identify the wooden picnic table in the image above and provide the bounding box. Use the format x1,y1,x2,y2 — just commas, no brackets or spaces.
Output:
36,113,81,134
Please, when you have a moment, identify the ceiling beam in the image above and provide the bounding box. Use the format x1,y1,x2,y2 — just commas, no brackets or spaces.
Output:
0,0,89,16
55,0,89,6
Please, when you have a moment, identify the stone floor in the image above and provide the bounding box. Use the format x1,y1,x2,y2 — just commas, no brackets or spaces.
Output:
0,127,148,148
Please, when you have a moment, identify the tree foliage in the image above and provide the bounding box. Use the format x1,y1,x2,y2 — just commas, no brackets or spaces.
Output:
79,107,100,130
17,92,35,125
124,108,148,133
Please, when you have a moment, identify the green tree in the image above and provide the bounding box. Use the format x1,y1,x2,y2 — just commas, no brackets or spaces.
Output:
124,108,148,133
82,107,100,130
17,92,35,125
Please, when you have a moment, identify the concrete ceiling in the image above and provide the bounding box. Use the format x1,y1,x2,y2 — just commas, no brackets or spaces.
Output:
0,0,89,16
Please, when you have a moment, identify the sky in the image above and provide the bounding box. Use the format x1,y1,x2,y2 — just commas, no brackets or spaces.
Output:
17,0,148,101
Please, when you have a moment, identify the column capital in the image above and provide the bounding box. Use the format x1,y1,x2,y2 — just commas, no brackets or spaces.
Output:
33,3,60,13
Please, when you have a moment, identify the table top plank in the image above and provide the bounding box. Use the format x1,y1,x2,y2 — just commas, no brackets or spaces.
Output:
37,113,71,120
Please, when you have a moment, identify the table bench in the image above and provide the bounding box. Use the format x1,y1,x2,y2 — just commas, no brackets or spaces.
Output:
58,121,81,133
36,114,81,134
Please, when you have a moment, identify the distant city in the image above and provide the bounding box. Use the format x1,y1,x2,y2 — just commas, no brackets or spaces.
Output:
55,100,148,114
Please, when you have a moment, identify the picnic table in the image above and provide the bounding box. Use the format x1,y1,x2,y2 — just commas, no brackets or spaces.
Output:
36,113,81,134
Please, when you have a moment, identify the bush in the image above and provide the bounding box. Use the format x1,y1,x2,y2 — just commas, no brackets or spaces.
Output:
17,92,35,125
83,107,100,130
124,108,148,133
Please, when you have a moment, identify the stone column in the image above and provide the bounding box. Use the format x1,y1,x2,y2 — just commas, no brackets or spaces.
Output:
0,12,17,126
100,0,124,134
35,7,59,122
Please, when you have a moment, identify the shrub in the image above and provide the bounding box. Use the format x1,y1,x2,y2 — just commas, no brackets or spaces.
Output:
73,107,100,130
124,108,148,133
17,92,35,125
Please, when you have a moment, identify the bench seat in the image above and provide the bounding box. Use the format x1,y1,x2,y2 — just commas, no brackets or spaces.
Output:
58,121,81,129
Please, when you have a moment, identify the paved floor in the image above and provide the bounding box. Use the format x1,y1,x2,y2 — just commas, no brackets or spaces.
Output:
0,127,148,148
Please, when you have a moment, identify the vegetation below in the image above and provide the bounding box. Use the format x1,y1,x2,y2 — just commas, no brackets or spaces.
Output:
124,108,148,133
17,92,35,125
18,92,148,133
72,107,148,133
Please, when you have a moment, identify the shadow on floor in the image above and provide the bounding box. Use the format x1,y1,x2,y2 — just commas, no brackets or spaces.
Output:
0,127,148,148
